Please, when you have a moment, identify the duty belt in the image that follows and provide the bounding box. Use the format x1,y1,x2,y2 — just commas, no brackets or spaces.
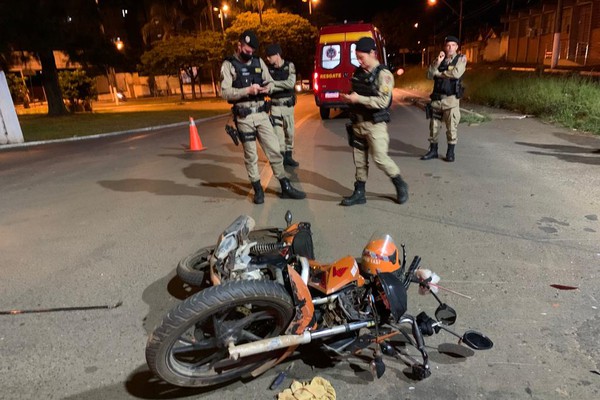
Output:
271,98,294,107
232,104,268,117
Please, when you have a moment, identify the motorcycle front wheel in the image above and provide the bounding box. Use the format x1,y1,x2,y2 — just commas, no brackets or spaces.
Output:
176,228,280,287
145,280,294,387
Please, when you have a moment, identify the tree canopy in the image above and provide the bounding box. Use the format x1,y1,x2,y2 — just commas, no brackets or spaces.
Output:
0,0,120,116
226,10,318,78
139,31,225,99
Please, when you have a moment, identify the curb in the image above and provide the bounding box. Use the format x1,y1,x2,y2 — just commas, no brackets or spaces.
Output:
408,97,486,120
0,113,229,151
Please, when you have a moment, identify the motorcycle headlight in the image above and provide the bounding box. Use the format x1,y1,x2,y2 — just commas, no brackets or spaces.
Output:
215,235,237,259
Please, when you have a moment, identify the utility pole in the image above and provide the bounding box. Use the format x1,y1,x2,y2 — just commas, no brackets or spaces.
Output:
551,0,564,69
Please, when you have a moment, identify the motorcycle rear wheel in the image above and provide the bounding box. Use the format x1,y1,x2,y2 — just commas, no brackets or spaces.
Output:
145,280,294,387
176,227,280,287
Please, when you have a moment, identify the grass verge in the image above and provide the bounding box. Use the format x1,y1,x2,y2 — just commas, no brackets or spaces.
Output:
397,66,600,135
16,97,231,142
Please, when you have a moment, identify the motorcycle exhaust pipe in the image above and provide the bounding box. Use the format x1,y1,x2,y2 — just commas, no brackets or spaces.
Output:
228,320,375,360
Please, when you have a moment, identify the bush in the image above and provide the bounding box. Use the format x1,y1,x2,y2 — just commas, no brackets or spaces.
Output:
58,70,98,112
6,73,30,108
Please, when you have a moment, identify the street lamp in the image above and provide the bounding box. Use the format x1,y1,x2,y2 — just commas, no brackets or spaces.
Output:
427,0,463,44
213,4,229,35
302,0,318,15
114,37,124,51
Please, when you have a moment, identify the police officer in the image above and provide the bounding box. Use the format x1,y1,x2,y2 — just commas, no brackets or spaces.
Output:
265,43,299,167
220,30,305,204
340,37,409,206
421,35,467,162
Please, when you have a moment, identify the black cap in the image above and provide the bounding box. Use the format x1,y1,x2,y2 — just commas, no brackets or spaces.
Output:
266,43,282,57
239,30,259,49
444,35,460,45
355,37,376,53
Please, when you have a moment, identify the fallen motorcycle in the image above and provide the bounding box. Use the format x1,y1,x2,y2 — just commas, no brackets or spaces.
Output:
176,211,314,287
146,219,493,388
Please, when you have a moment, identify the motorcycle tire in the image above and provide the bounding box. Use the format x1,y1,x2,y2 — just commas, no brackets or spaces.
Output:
145,280,294,388
176,227,280,287
176,245,213,287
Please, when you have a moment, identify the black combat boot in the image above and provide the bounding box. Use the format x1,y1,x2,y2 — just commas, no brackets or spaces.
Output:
284,150,300,167
391,175,409,204
445,144,455,162
278,178,306,199
420,143,438,160
340,181,366,206
251,180,264,204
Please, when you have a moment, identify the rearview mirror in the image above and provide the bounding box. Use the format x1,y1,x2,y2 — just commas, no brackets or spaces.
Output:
435,304,457,326
462,330,493,350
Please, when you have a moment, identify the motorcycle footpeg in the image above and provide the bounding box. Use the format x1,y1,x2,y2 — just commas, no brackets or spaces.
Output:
370,356,386,379
411,364,431,380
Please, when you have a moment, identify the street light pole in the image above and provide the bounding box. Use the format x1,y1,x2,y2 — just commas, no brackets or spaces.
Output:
427,0,463,44
303,0,317,15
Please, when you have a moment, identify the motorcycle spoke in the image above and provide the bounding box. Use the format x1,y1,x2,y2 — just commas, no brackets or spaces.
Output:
240,329,263,342
172,337,217,354
190,349,228,372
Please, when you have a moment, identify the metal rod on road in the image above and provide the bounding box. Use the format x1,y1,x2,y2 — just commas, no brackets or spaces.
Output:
0,301,123,315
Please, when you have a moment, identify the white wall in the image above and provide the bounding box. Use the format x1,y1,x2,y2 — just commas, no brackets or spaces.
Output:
0,70,24,145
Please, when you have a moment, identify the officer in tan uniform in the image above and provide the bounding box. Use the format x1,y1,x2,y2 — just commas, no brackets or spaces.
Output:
340,37,409,206
421,35,467,162
220,30,305,204
266,43,299,167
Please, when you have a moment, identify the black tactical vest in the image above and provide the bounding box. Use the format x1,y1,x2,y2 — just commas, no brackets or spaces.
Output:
350,65,392,123
227,56,265,104
431,55,464,100
268,61,295,99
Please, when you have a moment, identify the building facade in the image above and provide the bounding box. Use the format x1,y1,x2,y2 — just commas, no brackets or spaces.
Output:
506,0,600,66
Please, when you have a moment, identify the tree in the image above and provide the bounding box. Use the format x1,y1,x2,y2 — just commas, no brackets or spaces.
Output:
139,32,225,99
58,70,98,112
373,5,423,57
0,0,120,116
243,1,277,24
226,10,318,79
5,72,31,108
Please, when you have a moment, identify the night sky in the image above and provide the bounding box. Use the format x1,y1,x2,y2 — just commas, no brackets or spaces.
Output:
278,0,542,28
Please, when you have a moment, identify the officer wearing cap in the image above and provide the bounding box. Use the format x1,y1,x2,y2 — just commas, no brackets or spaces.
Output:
220,30,305,204
266,43,299,168
340,37,409,206
421,35,467,162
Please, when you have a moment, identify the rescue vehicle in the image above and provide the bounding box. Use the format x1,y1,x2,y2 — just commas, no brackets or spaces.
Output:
313,22,388,120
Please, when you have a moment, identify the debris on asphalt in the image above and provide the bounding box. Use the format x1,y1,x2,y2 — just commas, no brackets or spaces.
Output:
0,301,123,315
278,376,336,400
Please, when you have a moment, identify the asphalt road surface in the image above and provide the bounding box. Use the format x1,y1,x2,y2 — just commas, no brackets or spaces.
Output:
1,92,599,400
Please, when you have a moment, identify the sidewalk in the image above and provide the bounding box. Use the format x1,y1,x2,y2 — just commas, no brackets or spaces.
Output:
395,88,532,120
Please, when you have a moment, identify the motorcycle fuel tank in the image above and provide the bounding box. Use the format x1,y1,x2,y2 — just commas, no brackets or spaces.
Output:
308,256,365,295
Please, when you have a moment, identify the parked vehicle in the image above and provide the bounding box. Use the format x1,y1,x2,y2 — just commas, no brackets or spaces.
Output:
313,23,388,120
146,213,493,388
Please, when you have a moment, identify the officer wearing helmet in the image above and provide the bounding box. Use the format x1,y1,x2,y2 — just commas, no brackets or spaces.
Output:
340,37,409,206
265,43,299,168
220,30,306,204
421,35,467,162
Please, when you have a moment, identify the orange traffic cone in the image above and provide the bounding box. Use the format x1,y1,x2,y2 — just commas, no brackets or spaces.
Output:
187,117,206,152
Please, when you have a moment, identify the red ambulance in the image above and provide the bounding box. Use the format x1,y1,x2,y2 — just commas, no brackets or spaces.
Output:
313,22,388,119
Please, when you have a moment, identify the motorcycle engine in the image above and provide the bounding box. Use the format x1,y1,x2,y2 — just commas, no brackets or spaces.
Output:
320,286,369,328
